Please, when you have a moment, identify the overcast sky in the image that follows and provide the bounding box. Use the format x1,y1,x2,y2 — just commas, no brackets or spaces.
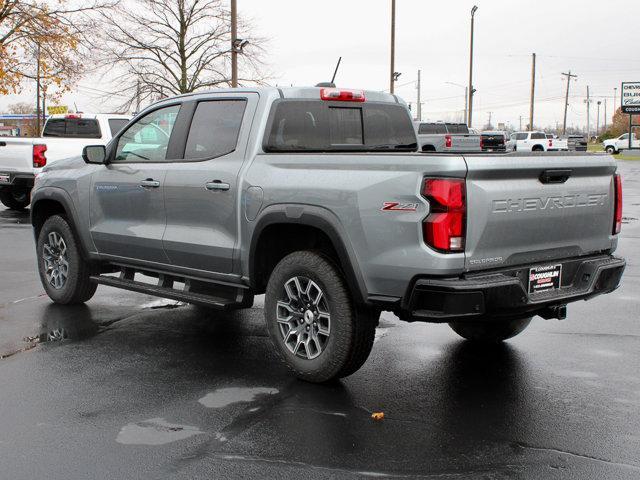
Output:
2,0,639,131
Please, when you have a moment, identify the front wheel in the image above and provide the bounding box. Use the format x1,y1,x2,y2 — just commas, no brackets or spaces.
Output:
0,186,30,210
605,145,617,154
449,317,532,343
36,215,97,304
264,251,376,383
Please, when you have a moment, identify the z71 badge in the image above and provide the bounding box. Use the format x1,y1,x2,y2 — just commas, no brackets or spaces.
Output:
381,202,418,212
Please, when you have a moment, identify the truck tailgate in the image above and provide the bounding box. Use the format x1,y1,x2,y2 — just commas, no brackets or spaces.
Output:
463,154,617,271
0,138,34,172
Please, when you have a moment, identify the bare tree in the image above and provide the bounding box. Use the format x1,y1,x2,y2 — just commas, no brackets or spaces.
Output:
98,0,268,110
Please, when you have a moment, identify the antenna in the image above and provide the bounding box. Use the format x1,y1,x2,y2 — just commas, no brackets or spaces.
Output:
331,56,342,85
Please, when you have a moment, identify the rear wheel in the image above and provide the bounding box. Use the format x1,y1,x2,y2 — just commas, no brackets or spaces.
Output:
37,215,97,304
449,317,532,343
264,251,376,383
0,186,30,210
532,145,544,152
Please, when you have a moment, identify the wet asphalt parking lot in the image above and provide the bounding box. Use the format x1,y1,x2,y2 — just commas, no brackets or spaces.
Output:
0,160,639,480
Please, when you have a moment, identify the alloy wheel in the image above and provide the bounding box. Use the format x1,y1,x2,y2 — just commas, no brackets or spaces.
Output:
43,231,69,290
276,276,331,359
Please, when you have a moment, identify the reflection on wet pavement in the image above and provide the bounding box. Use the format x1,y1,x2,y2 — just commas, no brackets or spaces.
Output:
117,418,204,445
199,387,279,409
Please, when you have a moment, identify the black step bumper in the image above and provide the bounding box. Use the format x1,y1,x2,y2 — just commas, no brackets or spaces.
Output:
399,254,625,323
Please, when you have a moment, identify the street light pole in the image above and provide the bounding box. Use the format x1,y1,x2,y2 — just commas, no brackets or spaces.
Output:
467,5,478,127
389,0,396,94
231,0,238,87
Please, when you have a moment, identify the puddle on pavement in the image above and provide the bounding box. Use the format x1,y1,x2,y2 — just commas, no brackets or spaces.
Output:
555,370,599,379
199,387,279,408
116,418,204,445
141,298,186,310
37,304,100,343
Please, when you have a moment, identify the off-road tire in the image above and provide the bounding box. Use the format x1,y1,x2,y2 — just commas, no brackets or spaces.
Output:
0,186,30,210
37,215,97,304
449,317,532,343
264,251,376,383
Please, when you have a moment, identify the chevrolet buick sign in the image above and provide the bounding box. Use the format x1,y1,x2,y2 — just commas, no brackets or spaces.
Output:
621,82,640,114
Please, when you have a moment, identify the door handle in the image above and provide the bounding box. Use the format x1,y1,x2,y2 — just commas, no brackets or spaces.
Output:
205,180,230,191
540,169,572,184
139,179,160,188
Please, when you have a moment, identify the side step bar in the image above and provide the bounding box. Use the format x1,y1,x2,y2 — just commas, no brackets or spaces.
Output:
90,267,252,310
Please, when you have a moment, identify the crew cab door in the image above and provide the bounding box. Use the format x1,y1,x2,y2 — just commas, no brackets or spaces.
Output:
162,93,258,274
89,104,181,263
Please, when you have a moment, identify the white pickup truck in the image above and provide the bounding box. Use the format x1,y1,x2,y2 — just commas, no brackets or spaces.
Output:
506,131,569,152
603,133,640,154
0,113,130,209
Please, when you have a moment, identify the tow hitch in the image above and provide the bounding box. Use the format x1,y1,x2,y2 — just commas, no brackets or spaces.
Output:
540,304,567,320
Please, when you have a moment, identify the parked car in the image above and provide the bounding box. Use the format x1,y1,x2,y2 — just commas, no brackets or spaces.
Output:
506,131,569,152
565,135,588,152
481,130,507,152
415,121,482,153
0,113,130,210
603,133,639,154
30,87,625,383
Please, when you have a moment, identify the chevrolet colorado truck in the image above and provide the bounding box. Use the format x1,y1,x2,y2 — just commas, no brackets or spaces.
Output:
30,87,625,383
0,113,129,210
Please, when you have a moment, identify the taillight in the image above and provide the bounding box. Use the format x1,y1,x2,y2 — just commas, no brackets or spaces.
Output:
548,139,553,148
613,174,622,234
33,144,47,168
480,136,484,150
422,178,466,252
444,134,452,148
320,88,365,102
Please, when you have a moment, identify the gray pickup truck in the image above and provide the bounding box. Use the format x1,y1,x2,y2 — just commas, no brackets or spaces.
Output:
30,86,625,383
415,121,482,152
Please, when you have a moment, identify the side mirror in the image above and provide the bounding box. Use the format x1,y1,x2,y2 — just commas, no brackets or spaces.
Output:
82,145,106,164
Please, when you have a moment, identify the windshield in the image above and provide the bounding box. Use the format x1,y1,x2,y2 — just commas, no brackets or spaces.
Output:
264,100,417,152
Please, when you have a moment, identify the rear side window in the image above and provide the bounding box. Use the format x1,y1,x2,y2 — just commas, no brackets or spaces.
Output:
43,118,101,138
418,123,447,134
265,100,417,152
531,132,546,140
184,100,247,160
108,119,129,136
446,124,469,134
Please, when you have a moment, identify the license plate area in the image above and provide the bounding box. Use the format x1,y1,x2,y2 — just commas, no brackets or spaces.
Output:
0,173,10,184
528,264,562,294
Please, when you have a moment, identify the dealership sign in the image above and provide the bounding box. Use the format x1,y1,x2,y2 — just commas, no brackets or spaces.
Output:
621,82,640,114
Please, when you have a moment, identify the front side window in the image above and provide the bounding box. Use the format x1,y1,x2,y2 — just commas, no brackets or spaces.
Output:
114,105,180,162
515,133,528,140
184,100,246,160
620,134,629,140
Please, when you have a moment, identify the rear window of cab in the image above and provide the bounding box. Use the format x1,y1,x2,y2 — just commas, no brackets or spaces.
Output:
264,100,417,152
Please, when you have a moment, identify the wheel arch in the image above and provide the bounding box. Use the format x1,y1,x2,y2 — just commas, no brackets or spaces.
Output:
30,187,92,260
248,206,368,306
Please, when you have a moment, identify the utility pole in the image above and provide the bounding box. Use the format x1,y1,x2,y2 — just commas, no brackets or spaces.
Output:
561,70,577,135
464,86,468,124
231,0,238,87
389,0,396,94
487,111,493,129
604,98,607,131
585,85,591,141
529,53,536,131
467,5,478,127
519,115,523,131
416,69,421,121
596,100,601,137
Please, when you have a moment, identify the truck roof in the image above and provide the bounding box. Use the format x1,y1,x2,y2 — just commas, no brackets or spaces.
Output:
47,113,130,120
153,86,403,106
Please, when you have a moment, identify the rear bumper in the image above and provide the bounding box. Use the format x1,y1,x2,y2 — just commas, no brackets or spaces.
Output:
399,254,625,322
0,171,35,188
